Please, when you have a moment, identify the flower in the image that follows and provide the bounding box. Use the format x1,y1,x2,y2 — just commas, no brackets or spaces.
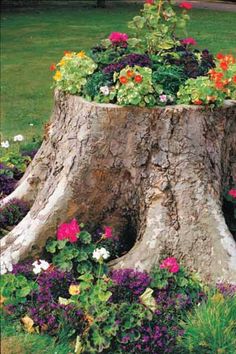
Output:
92,247,110,261
127,70,134,78
220,61,228,71
233,75,236,84
64,50,72,56
216,53,224,60
50,64,56,71
145,0,154,4
32,259,50,274
108,32,128,43
100,86,110,96
228,189,236,198
160,257,180,273
57,218,80,243
119,76,128,84
179,2,192,10
104,226,112,239
77,51,86,58
69,284,80,295
13,134,24,142
159,94,167,103
134,75,143,83
53,70,62,81
180,37,197,46
193,99,203,105
1,140,10,148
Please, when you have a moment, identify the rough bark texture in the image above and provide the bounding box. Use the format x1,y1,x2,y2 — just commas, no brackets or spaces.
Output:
1,91,236,283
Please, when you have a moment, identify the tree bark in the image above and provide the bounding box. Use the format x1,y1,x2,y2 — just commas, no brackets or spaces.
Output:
1,91,236,283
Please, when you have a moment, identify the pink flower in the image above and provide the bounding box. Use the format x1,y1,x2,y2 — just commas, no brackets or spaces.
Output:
145,0,154,4
57,218,80,243
104,226,112,239
160,257,180,273
180,37,197,46
229,189,236,199
108,32,129,43
179,2,192,10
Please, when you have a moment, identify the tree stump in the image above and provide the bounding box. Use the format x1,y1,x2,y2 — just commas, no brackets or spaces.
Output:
1,91,236,283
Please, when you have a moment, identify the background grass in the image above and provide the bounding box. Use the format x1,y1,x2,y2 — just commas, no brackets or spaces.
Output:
1,4,236,139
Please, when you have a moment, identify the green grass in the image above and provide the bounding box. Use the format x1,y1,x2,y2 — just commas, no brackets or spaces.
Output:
1,4,236,139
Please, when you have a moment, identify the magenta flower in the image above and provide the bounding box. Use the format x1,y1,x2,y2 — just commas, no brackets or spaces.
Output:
108,32,129,43
180,37,197,46
145,0,154,4
57,218,80,243
179,2,192,10
160,257,180,273
104,226,113,239
228,188,236,198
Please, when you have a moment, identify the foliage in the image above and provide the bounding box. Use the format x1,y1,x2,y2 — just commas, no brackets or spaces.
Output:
178,293,236,353
52,51,97,94
83,71,113,103
0,163,17,197
103,53,152,76
0,150,31,173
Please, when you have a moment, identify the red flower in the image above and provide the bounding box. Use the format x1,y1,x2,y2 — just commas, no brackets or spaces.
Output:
127,70,134,78
50,64,56,71
134,75,143,83
179,2,192,10
180,37,197,46
108,32,128,43
104,226,112,239
57,219,80,243
193,99,203,105
220,61,228,71
228,189,236,199
119,76,128,84
160,257,180,273
233,75,236,84
216,53,224,60
145,0,154,4
215,81,224,90
64,50,71,55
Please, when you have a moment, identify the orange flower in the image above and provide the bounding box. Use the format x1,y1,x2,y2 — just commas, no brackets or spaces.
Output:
216,53,224,60
50,63,56,71
215,81,224,90
193,99,203,105
77,51,86,58
119,76,128,84
134,75,143,83
127,70,134,78
64,50,72,56
233,75,236,84
220,61,228,71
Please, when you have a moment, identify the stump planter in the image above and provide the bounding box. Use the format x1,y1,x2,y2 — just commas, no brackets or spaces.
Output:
1,91,236,283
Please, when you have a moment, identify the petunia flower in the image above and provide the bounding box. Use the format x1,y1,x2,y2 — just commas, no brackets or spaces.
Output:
57,218,80,243
179,2,192,10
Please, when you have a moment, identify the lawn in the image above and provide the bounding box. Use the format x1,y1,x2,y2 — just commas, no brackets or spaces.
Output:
1,4,236,140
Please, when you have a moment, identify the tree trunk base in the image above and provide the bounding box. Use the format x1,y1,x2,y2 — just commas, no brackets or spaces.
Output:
1,92,236,283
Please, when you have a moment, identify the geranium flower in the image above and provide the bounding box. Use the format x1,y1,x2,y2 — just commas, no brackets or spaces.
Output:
179,2,192,10
1,140,10,148
104,226,112,239
13,134,24,142
228,189,236,198
108,32,128,43
145,0,154,4
57,218,80,243
32,260,50,274
134,75,143,83
180,37,197,46
160,257,180,273
92,247,110,261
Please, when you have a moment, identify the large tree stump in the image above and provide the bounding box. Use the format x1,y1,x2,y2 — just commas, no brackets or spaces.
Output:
1,91,236,283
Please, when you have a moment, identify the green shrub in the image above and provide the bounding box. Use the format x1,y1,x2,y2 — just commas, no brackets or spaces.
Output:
178,293,236,353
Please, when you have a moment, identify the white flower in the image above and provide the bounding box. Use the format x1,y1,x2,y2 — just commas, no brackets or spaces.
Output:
92,247,110,261
32,259,50,274
100,86,110,96
1,140,10,148
29,123,34,126
159,94,167,103
13,134,24,142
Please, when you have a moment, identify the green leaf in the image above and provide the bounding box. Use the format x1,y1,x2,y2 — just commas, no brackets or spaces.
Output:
77,261,93,274
16,286,31,297
98,290,112,302
79,231,92,244
46,240,57,253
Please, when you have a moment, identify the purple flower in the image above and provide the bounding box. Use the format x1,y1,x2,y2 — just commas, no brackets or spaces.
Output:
0,198,30,229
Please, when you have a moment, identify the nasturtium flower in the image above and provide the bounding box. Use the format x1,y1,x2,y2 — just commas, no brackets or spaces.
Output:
69,284,80,295
77,51,86,58
127,70,134,78
193,99,203,105
134,75,143,83
119,76,128,84
57,218,80,243
53,70,62,81
160,257,180,273
50,64,56,71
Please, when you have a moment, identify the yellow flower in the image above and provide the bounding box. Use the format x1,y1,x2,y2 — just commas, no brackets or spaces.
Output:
211,293,224,303
53,70,62,81
69,284,80,295
21,315,35,333
77,51,86,58
58,59,66,67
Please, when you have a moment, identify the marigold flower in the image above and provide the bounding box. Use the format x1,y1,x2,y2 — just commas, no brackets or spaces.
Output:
57,218,80,243
119,76,128,84
228,188,236,198
53,70,62,81
193,99,203,105
134,75,143,83
69,284,80,295
50,64,56,71
179,2,192,10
